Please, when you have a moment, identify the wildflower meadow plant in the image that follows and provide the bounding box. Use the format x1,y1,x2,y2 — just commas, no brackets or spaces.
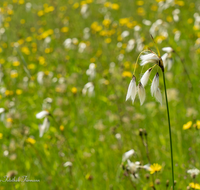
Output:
126,38,175,189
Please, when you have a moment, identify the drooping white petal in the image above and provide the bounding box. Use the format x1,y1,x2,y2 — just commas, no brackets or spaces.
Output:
151,73,159,96
138,82,146,105
140,68,152,87
39,117,50,137
155,88,162,105
140,53,160,66
122,149,135,162
36,110,49,119
162,47,173,53
167,58,173,71
126,76,137,103
161,53,168,68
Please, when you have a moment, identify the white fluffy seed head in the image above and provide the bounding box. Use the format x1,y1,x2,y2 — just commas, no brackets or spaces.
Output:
155,88,162,105
36,110,49,119
140,68,152,87
140,53,160,66
126,75,137,104
138,82,146,105
162,47,174,53
151,73,159,96
161,53,168,68
122,149,135,162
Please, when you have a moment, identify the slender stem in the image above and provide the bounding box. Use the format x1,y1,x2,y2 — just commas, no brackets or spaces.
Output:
162,71,174,190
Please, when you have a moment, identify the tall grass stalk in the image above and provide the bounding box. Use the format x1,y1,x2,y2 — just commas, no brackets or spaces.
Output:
162,71,174,190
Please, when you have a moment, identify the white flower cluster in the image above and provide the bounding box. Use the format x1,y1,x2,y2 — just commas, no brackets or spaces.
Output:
126,47,174,105
36,110,50,137
126,53,162,105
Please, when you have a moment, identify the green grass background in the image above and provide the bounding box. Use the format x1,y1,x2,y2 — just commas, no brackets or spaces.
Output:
0,0,200,189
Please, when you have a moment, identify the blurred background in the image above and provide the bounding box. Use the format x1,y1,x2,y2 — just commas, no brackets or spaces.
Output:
0,0,200,189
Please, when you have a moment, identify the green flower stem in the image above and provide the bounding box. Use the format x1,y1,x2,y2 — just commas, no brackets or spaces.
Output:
162,71,175,190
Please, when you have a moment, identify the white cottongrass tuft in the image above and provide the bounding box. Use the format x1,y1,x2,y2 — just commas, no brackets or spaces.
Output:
138,82,146,105
187,168,200,177
162,47,174,53
127,160,140,174
161,53,168,68
140,68,152,87
36,110,49,119
122,149,135,162
151,73,159,96
126,75,137,103
140,53,160,66
155,88,162,105
63,161,73,167
39,117,50,137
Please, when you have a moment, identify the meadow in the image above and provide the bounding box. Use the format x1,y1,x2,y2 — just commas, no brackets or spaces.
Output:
0,0,200,189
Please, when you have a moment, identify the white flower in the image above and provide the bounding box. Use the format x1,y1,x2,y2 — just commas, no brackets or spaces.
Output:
126,76,137,103
36,110,49,119
140,68,152,87
0,108,5,114
86,63,96,79
142,164,151,171
155,88,162,105
82,82,94,96
127,160,140,174
140,53,160,66
162,47,174,53
187,168,200,177
138,82,146,105
39,117,50,137
63,161,73,167
161,53,168,68
151,73,159,96
122,149,135,162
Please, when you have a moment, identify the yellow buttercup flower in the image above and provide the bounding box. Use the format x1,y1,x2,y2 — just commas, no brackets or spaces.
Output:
60,125,64,131
122,71,132,78
71,87,77,94
196,120,200,129
183,121,192,130
26,137,36,145
189,183,200,189
149,163,162,174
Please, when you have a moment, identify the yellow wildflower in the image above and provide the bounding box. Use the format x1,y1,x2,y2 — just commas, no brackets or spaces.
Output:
10,70,18,78
149,163,162,174
105,38,111,44
196,120,200,129
26,36,32,42
16,89,22,95
183,121,192,130
13,61,20,66
71,87,77,94
60,125,64,131
6,118,13,123
0,59,5,64
28,64,35,70
61,27,69,33
102,19,111,27
37,10,44,17
21,46,30,55
26,137,36,145
0,133,3,139
189,183,200,190
111,3,119,10
20,19,25,24
122,71,132,78
73,3,79,9
18,0,24,4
